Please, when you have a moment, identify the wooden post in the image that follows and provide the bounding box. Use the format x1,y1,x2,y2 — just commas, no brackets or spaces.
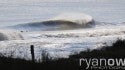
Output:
30,45,35,62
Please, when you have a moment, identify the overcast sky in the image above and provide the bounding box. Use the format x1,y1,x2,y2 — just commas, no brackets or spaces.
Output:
0,0,89,2
0,0,109,4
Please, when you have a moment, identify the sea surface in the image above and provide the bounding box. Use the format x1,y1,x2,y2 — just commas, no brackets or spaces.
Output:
0,0,125,60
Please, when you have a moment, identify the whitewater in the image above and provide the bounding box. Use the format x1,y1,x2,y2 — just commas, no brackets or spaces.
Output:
0,0,125,61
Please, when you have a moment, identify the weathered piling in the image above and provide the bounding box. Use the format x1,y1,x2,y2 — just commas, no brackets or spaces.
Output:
30,45,35,62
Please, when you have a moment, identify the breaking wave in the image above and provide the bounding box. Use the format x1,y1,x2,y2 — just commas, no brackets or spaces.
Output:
0,30,23,41
9,12,95,31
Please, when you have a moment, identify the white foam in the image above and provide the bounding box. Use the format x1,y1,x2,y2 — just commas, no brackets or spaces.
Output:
0,30,23,41
50,12,94,25
1,25,125,61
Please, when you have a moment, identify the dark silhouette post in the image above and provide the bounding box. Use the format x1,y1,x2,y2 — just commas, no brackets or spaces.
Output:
30,45,35,62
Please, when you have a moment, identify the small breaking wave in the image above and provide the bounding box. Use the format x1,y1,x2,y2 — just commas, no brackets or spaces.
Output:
0,30,23,41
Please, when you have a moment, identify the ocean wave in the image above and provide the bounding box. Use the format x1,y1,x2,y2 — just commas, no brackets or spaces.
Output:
8,12,95,31
0,30,23,41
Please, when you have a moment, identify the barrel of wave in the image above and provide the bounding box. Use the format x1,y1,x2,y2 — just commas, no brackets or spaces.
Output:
49,12,94,26
0,30,23,41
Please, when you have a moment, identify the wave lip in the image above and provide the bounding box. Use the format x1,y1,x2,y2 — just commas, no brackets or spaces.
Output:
49,12,94,25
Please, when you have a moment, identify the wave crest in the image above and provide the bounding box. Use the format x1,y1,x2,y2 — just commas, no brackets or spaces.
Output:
50,12,94,25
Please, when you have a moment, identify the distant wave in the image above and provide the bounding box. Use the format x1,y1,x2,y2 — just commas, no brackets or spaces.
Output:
0,30,23,41
8,12,95,31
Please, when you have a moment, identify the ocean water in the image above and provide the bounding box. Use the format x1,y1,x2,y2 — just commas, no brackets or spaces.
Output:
0,0,125,27
0,0,125,60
